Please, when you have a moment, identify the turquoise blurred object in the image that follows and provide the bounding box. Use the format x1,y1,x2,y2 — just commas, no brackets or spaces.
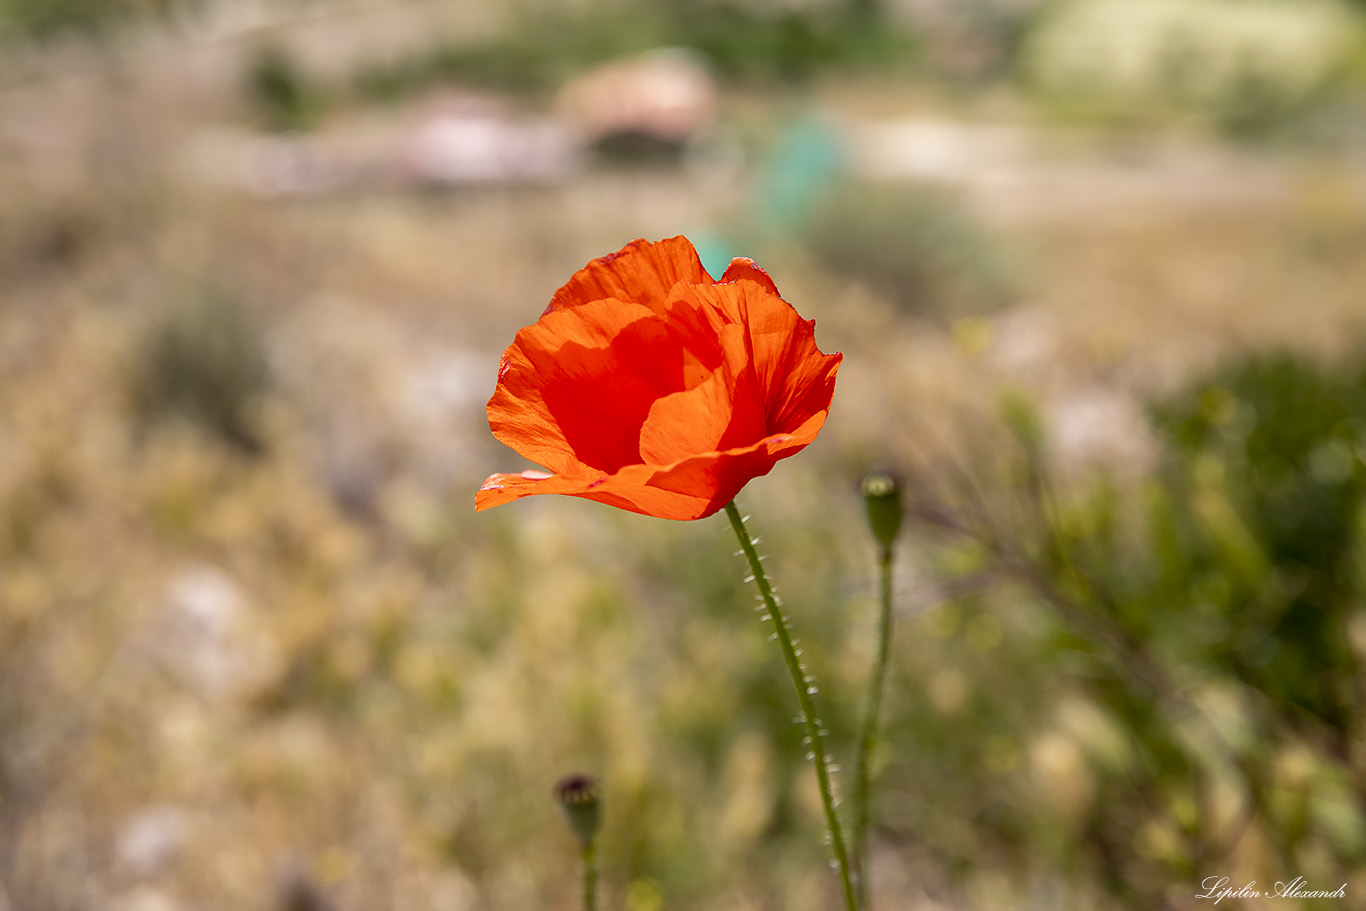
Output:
689,110,847,275
693,231,739,278
755,112,847,237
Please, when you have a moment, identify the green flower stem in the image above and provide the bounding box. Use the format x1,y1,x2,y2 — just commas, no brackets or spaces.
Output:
723,501,858,911
853,544,894,910
582,838,596,911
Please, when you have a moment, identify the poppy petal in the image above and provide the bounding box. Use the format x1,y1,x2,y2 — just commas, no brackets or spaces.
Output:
719,256,781,297
476,465,711,520
478,237,840,520
727,279,843,433
544,235,710,317
668,280,840,436
637,356,766,467
476,415,828,521
488,299,688,475
644,412,831,514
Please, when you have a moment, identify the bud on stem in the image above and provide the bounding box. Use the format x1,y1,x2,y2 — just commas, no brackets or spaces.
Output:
557,774,601,911
556,774,602,844
861,472,903,552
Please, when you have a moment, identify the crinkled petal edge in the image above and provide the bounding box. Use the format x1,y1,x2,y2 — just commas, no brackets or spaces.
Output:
474,410,829,521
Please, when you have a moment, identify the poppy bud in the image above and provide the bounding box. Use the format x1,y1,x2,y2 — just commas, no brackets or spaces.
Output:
861,472,903,550
556,774,602,843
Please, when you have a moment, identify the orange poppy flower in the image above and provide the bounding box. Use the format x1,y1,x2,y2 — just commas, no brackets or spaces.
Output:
476,236,841,520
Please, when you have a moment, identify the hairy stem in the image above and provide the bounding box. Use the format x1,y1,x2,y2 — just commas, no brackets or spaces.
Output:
724,501,858,911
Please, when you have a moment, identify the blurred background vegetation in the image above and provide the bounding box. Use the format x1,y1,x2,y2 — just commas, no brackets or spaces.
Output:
2,0,1366,909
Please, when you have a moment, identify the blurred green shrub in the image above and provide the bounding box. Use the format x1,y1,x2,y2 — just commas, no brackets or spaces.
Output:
1151,351,1366,737
890,346,1366,904
664,0,911,84
799,182,1015,318
129,287,270,454
0,0,187,39
351,0,916,101
1,0,126,38
244,43,322,133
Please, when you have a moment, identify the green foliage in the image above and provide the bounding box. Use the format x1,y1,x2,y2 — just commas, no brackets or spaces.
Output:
244,43,322,133
1152,351,1366,735
2,0,125,38
351,1,917,101
887,347,1366,903
0,0,186,40
800,182,1016,318
129,287,270,454
661,0,912,84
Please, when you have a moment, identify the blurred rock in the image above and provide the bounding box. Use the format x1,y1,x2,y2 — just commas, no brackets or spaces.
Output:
149,564,275,702
557,49,716,158
1047,386,1155,473
397,92,576,186
187,90,576,195
116,806,189,877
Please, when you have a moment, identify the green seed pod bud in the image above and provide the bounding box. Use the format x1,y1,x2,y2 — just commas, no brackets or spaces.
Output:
556,774,602,843
861,472,903,551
